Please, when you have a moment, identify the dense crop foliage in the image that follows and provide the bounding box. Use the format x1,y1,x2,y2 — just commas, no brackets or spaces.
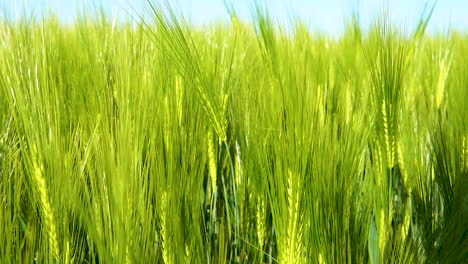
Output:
0,2,467,263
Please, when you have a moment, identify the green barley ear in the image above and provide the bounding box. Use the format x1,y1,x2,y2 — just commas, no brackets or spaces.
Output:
207,130,217,193
64,240,72,264
145,2,228,144
378,208,386,257
164,96,171,152
397,140,407,183
160,191,171,264
319,253,325,264
220,93,229,144
363,14,411,253
255,196,266,249
279,169,304,264
381,99,395,167
364,12,408,171
31,147,60,260
399,198,411,239
234,141,242,187
435,49,453,109
175,74,184,126
125,246,132,264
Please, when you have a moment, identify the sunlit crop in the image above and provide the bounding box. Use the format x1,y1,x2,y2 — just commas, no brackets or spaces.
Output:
0,2,466,263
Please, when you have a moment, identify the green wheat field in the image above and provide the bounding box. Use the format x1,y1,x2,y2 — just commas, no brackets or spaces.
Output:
0,2,467,263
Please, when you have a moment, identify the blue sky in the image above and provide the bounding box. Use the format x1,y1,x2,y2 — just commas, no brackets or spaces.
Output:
1,0,467,35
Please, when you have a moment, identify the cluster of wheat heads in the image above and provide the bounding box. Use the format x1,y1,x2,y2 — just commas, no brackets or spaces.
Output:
0,2,467,263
